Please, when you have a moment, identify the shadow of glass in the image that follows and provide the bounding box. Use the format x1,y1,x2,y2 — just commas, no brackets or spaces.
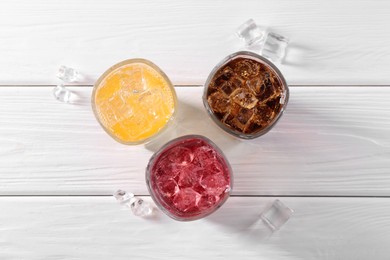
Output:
204,198,285,244
144,99,244,153
282,42,321,68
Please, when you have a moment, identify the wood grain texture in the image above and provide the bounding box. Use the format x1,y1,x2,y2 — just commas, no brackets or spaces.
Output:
1,0,390,85
0,86,389,196
0,196,389,259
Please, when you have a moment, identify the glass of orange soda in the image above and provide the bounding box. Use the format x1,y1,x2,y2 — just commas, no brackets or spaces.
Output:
92,59,177,145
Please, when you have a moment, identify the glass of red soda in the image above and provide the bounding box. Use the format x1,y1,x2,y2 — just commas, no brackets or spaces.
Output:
146,135,233,221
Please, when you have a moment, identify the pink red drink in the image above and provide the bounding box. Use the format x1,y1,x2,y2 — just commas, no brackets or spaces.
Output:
146,135,232,221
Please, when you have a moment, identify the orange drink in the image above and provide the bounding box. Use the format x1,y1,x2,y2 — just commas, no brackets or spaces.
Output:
92,59,177,145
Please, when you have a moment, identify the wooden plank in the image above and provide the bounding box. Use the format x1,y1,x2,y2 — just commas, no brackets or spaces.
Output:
0,86,389,196
0,196,389,259
1,0,390,85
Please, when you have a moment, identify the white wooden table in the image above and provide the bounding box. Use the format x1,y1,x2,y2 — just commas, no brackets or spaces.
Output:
1,1,390,259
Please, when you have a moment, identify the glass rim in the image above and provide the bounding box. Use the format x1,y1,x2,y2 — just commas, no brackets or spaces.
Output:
91,58,178,145
145,134,233,221
202,51,289,139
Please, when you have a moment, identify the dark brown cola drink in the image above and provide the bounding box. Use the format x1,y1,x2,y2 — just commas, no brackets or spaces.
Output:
203,51,289,139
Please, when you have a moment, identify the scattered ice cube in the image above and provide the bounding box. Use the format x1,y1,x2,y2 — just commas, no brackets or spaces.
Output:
114,189,134,203
236,19,290,63
52,84,73,103
130,198,153,217
56,65,79,82
262,32,290,63
236,18,268,47
261,199,293,231
113,189,153,217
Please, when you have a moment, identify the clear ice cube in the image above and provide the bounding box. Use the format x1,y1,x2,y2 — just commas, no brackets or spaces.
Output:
173,188,201,212
113,189,153,217
236,19,290,63
262,32,290,63
130,198,153,217
246,77,265,96
177,165,201,188
236,19,268,47
52,84,73,103
231,88,258,109
193,146,217,167
198,195,218,210
235,59,260,79
200,173,229,196
220,82,235,96
261,199,293,231
236,107,254,125
254,105,273,125
114,189,135,203
214,66,234,86
158,178,179,197
167,146,194,165
207,91,230,113
120,68,147,94
56,65,79,82
279,90,287,105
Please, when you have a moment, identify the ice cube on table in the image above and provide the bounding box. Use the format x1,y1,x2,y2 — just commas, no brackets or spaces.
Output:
56,65,79,82
52,84,73,103
262,32,290,63
236,19,290,63
236,18,268,47
130,198,153,217
114,189,135,203
261,199,293,231
113,189,153,217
